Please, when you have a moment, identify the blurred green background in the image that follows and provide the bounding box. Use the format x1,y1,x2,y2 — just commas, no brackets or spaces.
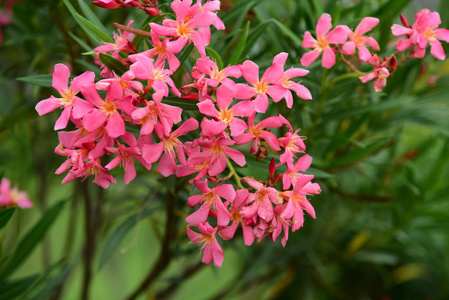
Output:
1,0,449,299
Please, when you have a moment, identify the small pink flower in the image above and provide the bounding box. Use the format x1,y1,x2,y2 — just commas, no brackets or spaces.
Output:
186,180,235,226
392,9,449,60
278,129,307,168
0,178,32,209
269,52,312,108
35,64,95,130
187,222,224,267
359,54,391,92
301,13,348,68
195,57,242,88
94,20,136,56
341,17,380,62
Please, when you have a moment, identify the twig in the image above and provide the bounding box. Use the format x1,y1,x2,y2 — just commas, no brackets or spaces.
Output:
113,22,152,38
125,187,177,300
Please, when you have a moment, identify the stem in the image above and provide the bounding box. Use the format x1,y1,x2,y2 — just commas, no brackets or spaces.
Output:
338,51,365,76
226,160,244,189
125,187,177,300
113,22,152,38
81,184,103,300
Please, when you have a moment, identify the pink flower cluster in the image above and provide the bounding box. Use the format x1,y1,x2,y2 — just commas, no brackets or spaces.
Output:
93,0,160,16
36,0,321,267
301,10,449,92
0,178,32,209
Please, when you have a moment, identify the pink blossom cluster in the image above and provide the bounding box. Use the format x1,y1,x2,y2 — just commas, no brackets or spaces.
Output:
36,0,321,267
93,0,160,16
0,178,32,209
301,10,449,92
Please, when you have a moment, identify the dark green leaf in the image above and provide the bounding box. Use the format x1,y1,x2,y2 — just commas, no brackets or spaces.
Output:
0,274,39,300
0,201,66,279
228,21,250,65
0,208,15,230
328,137,393,168
272,19,302,46
29,263,76,300
163,97,199,111
99,53,128,76
17,75,52,88
206,47,224,70
77,0,108,34
63,0,113,44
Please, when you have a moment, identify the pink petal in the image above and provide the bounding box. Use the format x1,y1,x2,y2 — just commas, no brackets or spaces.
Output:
365,37,380,51
321,47,336,69
197,99,219,117
391,24,413,36
326,26,348,44
355,17,379,35
142,142,164,164
357,45,373,62
214,184,236,202
105,112,125,138
52,64,70,93
157,152,177,177
342,41,356,56
436,28,449,43
430,40,446,60
225,148,246,167
215,198,231,226
72,98,93,119
240,60,259,84
291,83,312,100
316,13,332,37
253,94,269,113
233,84,255,99
54,106,72,130
70,71,95,94
302,31,317,48
35,96,62,116
186,204,211,226
300,50,321,67
284,67,309,79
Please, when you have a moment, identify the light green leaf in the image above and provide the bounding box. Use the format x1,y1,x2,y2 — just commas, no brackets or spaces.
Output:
17,75,53,88
99,53,128,76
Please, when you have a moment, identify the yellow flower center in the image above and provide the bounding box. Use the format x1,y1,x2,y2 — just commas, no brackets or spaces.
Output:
177,22,194,38
218,109,233,124
100,101,117,116
60,90,75,106
423,27,437,41
253,80,268,95
314,36,329,51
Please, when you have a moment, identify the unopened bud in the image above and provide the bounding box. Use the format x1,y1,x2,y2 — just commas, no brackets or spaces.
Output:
269,158,276,177
400,14,410,28
388,55,398,71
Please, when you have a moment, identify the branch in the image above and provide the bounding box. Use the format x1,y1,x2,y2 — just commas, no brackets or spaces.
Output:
126,187,177,300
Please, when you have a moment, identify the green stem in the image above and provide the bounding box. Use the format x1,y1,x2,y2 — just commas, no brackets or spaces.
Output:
227,160,244,189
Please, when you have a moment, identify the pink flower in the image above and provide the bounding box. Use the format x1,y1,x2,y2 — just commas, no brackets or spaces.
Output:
35,64,94,130
194,57,242,88
282,154,313,190
131,90,182,136
186,180,235,226
105,133,151,184
142,118,199,177
341,17,380,62
278,129,307,168
240,177,282,222
81,82,127,138
392,9,449,60
130,54,180,96
140,31,181,72
234,59,284,113
219,189,255,246
301,13,348,68
150,0,222,57
187,222,224,267
268,52,312,108
197,84,253,137
359,54,390,92
234,113,284,155
281,175,321,231
94,20,136,56
0,178,32,209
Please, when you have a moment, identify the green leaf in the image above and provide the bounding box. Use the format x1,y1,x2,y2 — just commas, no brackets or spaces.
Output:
0,208,15,230
206,47,224,70
328,137,393,168
272,19,302,46
0,274,39,300
178,43,195,67
99,53,128,76
163,97,199,111
228,21,250,65
63,0,113,44
0,201,66,279
98,207,157,269
77,0,108,34
29,263,76,300
17,75,53,88
242,19,271,57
